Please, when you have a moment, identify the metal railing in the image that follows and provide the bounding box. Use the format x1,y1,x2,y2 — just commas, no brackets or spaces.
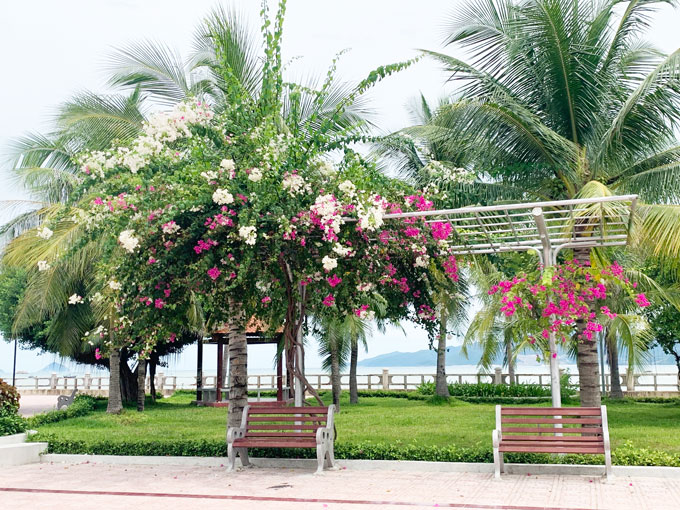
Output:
11,368,680,395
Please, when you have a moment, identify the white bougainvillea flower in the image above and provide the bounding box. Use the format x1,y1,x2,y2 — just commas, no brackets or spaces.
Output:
162,221,180,234
68,294,84,305
108,280,122,290
212,188,234,205
220,159,236,172
37,226,53,240
248,167,263,182
37,260,50,271
201,170,218,181
322,256,338,271
238,225,257,245
338,180,356,196
118,230,140,253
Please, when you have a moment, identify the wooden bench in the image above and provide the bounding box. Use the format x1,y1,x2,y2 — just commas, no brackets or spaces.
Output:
492,405,612,479
57,389,78,410
227,404,336,474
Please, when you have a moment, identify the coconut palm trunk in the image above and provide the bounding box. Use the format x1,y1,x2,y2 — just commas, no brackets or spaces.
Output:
106,349,123,414
607,332,624,399
506,334,515,385
227,327,248,430
435,310,449,397
349,340,359,404
136,359,146,412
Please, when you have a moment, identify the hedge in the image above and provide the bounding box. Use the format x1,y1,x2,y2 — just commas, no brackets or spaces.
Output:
33,436,680,467
26,395,98,428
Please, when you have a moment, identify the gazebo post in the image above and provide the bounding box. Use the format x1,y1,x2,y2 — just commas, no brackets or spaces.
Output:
216,339,224,402
533,207,562,408
196,337,203,402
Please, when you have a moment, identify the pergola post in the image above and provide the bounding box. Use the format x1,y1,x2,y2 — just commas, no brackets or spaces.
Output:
532,207,562,408
196,337,203,402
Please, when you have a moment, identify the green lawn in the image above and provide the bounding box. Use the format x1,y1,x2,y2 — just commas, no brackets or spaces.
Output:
30,392,680,455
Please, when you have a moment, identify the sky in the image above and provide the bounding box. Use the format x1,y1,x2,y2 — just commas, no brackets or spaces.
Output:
1,0,680,374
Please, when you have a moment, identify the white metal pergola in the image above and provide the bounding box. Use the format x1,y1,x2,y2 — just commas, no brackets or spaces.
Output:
383,194,638,407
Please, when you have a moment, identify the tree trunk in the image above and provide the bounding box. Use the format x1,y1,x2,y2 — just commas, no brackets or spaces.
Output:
149,354,157,402
577,338,601,406
573,247,601,407
227,326,248,430
607,332,624,399
136,359,146,412
106,349,123,414
506,332,515,385
349,339,359,404
435,310,449,397
119,350,138,404
330,342,341,410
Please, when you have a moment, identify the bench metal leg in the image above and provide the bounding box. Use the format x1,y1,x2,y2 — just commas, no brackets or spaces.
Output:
238,448,250,467
325,443,336,469
316,446,326,474
493,447,501,479
604,448,613,480
227,444,236,471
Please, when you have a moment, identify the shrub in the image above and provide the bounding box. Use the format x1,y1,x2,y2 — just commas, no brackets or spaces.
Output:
0,414,27,436
415,381,436,395
33,436,680,467
0,378,21,417
27,395,97,428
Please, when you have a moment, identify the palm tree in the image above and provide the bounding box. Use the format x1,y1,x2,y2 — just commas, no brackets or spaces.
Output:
418,0,680,406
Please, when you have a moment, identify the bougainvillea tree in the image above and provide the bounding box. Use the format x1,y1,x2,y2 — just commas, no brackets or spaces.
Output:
30,1,461,421
487,259,650,403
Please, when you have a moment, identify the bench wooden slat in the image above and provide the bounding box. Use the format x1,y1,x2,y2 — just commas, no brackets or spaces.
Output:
499,445,605,454
247,415,327,422
501,435,602,442
245,432,316,438
247,407,329,414
502,417,602,425
245,423,321,430
501,426,602,435
233,440,317,448
501,440,602,448
501,407,602,416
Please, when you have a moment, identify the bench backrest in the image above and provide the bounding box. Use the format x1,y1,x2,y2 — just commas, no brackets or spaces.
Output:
241,405,333,439
497,406,608,445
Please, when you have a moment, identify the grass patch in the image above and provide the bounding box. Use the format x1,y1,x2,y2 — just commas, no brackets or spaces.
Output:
28,391,680,465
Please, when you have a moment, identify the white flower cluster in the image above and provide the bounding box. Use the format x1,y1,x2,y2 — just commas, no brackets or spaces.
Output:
311,194,344,240
79,101,214,176
201,170,218,181
68,294,84,305
356,282,375,292
322,255,338,271
332,243,353,257
118,230,140,253
37,226,53,240
316,160,337,177
162,221,181,234
356,195,387,232
238,225,257,245
254,131,293,170
357,309,376,320
338,180,356,197
248,167,263,182
37,260,50,271
212,188,234,205
282,172,310,196
425,160,474,184
108,280,122,290
220,158,236,179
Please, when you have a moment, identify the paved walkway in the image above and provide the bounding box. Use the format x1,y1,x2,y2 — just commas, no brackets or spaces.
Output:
2,461,680,509
18,395,57,417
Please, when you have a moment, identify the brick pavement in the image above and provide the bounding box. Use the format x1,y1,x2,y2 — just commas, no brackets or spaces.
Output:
1,461,679,510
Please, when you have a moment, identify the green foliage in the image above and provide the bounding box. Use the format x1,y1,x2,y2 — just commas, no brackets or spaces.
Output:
0,414,27,436
0,378,21,417
26,395,97,428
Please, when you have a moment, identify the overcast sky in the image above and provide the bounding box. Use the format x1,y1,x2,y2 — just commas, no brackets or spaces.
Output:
1,1,679,374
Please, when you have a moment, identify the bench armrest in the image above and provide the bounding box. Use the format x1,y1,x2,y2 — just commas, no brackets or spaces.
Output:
492,428,502,448
316,426,333,444
227,427,246,444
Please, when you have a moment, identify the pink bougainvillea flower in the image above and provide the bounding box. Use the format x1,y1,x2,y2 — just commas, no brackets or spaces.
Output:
207,267,221,280
169,333,176,343
94,348,102,360
261,296,271,304
634,293,650,307
322,294,335,307
327,274,342,288
148,257,156,264
154,298,165,309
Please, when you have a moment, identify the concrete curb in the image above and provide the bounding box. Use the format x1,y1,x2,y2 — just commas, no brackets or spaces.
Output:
39,454,680,478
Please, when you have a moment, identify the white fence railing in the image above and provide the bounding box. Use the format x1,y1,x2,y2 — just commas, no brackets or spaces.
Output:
11,368,680,395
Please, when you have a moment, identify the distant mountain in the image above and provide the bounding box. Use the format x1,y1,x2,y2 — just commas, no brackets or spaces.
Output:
38,362,70,373
358,345,487,367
